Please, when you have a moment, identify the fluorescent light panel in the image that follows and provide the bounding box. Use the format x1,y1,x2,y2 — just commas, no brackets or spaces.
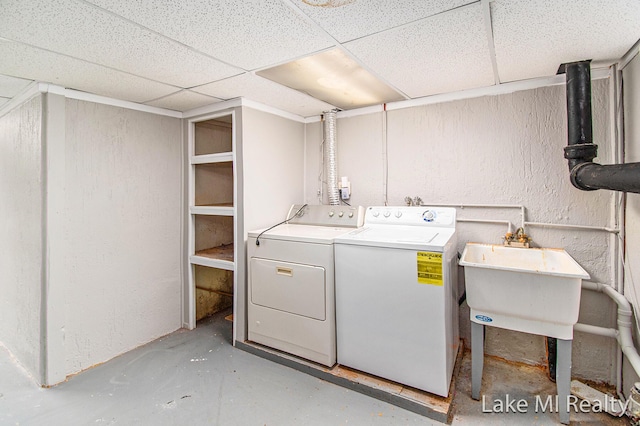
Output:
257,48,404,109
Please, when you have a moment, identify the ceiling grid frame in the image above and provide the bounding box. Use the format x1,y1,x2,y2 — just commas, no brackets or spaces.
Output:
0,0,638,115
482,0,501,85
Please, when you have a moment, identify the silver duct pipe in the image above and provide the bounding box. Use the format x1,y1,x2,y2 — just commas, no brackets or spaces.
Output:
323,110,340,205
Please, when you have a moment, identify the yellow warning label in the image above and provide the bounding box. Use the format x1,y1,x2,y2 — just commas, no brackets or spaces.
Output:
417,252,443,285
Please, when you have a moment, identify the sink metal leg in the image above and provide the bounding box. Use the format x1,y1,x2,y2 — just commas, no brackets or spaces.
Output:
556,338,572,425
471,321,484,400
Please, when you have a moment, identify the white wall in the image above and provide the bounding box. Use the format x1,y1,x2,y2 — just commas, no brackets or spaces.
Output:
305,80,618,382
623,52,640,388
238,106,305,342
0,95,43,380
62,99,183,375
241,107,305,234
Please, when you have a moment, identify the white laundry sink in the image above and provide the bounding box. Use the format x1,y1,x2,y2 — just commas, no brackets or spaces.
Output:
459,243,590,339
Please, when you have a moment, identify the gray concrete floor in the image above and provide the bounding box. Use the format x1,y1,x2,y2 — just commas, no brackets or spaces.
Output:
0,309,630,425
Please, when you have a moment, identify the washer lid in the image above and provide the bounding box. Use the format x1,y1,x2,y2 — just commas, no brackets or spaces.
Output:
334,225,455,250
248,224,355,244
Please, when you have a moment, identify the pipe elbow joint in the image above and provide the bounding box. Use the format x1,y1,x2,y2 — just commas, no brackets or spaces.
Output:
569,162,599,191
564,143,598,190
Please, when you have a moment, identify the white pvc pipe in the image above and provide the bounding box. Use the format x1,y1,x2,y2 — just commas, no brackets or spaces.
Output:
578,282,640,385
456,218,513,233
419,203,526,229
420,203,623,236
574,322,618,339
525,221,619,234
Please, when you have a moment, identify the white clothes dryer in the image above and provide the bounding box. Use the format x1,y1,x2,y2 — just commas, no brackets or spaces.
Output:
248,204,364,367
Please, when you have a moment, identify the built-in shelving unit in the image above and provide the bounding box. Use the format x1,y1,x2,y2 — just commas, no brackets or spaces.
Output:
187,113,236,324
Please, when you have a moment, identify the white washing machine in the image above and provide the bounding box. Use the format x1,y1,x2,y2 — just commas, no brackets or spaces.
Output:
248,204,364,367
334,206,459,396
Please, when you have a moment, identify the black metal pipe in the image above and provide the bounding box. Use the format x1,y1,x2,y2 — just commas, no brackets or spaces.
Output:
546,337,557,382
564,61,597,174
560,60,640,194
572,162,640,192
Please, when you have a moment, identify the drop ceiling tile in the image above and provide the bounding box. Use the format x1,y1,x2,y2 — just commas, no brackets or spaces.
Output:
492,0,640,82
344,3,494,98
145,90,223,112
0,39,178,103
192,73,336,117
294,0,475,42
0,0,242,88
84,0,335,70
0,74,33,98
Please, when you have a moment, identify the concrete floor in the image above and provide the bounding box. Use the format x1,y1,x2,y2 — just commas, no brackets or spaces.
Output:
0,309,630,425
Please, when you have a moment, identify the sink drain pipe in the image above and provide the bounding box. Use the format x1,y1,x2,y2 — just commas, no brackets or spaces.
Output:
574,281,640,395
560,60,640,193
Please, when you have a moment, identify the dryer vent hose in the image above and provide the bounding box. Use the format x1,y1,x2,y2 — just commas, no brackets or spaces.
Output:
324,110,340,206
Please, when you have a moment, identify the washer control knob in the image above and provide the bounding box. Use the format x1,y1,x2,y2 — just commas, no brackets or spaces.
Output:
329,210,335,217
422,210,436,222
395,210,402,218
372,210,380,217
338,211,344,217
348,212,354,218
383,211,391,218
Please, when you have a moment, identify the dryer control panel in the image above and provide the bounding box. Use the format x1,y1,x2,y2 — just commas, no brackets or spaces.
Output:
286,204,365,228
365,206,456,228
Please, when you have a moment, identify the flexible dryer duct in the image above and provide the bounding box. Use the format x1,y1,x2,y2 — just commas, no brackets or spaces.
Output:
324,110,340,205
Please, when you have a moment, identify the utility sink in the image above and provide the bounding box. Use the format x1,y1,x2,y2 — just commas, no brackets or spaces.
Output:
459,243,590,339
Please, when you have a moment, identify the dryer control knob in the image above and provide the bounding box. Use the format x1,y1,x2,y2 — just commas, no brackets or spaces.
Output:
383,211,391,218
395,210,402,218
372,210,380,217
348,212,354,218
329,211,335,217
338,211,344,217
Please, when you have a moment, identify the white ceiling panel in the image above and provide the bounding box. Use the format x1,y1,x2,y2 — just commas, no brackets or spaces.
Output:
145,90,223,111
0,97,10,108
492,0,640,82
0,39,178,104
192,73,336,117
84,0,336,71
344,3,494,98
0,74,33,98
1,0,638,116
0,0,242,88
293,0,475,43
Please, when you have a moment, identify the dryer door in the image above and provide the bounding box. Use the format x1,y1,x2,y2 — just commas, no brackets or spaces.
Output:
250,258,326,320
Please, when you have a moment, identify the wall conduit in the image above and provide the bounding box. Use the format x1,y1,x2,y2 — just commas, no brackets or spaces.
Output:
560,60,640,193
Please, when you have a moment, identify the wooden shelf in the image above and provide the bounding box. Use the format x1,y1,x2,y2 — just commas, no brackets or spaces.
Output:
190,243,234,271
190,205,234,216
200,203,233,207
197,244,234,261
189,113,235,326
191,152,233,164
195,286,233,297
